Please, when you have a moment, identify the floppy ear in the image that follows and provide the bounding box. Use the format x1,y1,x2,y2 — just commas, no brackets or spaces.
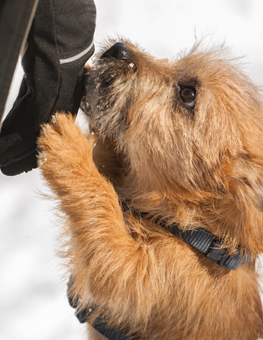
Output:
230,156,263,211
228,155,263,255
250,176,263,211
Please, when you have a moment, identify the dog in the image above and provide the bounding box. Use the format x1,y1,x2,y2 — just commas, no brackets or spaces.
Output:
38,39,263,340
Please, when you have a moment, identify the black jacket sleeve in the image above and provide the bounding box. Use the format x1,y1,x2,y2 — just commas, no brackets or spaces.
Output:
0,0,38,121
0,0,96,176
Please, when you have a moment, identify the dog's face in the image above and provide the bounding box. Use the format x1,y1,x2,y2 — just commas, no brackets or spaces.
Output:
81,39,263,253
82,39,263,196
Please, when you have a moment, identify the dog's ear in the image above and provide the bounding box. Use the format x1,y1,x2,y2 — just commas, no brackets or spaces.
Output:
226,156,263,255
230,155,263,211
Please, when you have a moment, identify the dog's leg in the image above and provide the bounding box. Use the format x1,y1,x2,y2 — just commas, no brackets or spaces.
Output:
38,113,152,326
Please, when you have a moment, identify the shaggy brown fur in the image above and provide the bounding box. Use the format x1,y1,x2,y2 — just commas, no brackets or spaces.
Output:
38,39,263,339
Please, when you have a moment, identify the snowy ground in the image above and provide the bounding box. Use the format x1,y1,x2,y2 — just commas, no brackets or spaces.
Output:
1,1,263,339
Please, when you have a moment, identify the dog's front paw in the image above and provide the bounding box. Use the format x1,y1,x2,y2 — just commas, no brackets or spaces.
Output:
37,112,94,173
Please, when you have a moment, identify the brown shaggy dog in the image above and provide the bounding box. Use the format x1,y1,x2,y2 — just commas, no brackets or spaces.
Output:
38,39,263,340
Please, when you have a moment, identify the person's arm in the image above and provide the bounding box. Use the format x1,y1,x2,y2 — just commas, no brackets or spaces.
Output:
0,0,96,176
0,0,39,121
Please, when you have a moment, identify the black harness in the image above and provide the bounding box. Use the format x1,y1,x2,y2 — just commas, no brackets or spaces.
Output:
133,210,250,270
68,208,251,340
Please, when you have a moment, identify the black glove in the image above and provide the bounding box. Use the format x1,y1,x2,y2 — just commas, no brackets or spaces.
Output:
0,0,96,176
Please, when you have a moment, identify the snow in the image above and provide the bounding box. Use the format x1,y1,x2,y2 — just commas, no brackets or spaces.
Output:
1,1,263,339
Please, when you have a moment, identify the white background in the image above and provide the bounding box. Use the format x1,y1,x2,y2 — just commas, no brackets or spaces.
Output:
1,0,263,339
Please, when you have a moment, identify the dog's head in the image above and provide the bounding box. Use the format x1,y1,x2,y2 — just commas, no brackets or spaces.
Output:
81,39,263,254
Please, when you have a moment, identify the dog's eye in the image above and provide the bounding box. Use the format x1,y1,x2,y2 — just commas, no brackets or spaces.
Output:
180,87,196,107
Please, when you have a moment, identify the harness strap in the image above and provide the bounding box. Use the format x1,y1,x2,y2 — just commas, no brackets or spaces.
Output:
68,208,251,339
67,279,134,340
136,211,250,270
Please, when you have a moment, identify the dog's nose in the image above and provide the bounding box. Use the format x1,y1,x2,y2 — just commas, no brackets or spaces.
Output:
100,42,127,60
